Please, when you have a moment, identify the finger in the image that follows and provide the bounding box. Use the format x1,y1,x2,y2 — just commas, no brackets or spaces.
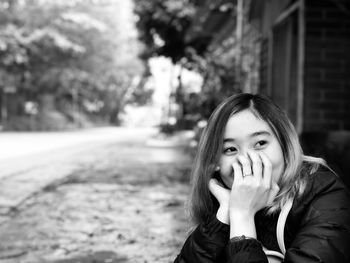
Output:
209,178,225,196
248,150,262,179
259,152,272,188
237,155,252,177
231,162,243,185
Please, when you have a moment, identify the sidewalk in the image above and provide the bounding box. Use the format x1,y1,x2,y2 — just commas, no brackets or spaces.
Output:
0,130,194,263
0,143,100,223
0,129,194,220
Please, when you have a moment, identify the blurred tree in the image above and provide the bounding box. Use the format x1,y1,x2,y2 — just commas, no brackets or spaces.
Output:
134,0,239,123
133,0,204,63
0,0,151,129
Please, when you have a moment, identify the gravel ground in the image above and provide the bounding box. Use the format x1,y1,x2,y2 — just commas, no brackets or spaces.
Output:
0,140,193,263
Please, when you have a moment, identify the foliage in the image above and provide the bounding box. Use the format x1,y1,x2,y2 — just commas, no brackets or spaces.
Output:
134,0,240,121
0,0,152,129
133,0,197,63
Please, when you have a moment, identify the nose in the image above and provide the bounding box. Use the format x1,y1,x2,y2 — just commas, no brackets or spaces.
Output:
238,149,249,158
237,149,253,163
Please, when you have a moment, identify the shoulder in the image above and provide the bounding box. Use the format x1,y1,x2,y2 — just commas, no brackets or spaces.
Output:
284,167,350,256
289,167,350,227
296,167,350,207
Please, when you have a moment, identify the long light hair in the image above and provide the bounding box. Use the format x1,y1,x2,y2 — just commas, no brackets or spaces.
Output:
189,93,326,225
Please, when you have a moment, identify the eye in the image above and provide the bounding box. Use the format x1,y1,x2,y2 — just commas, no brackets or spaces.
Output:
223,146,237,155
254,140,268,149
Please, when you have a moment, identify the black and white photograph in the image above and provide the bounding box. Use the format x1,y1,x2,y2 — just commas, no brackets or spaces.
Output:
0,0,349,262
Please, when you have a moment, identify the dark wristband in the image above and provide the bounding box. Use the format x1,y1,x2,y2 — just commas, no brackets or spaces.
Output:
230,235,258,243
226,235,266,260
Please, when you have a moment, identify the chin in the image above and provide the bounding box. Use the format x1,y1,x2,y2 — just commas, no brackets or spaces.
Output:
222,178,232,189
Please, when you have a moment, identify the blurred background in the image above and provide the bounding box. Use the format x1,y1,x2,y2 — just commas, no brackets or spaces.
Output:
0,0,349,262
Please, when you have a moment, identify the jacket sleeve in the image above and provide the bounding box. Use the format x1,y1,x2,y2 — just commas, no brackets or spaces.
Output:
225,238,268,263
174,216,229,263
285,172,350,262
174,215,269,263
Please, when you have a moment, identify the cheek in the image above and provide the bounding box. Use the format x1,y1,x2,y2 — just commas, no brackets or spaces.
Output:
271,159,284,180
219,157,232,174
265,147,285,180
218,157,234,187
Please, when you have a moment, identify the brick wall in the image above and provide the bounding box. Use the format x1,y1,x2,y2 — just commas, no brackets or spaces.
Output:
303,0,350,131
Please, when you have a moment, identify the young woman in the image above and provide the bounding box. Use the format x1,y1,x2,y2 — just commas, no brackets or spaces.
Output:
174,93,350,262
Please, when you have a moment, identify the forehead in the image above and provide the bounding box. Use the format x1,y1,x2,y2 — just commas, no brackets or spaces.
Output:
223,110,272,138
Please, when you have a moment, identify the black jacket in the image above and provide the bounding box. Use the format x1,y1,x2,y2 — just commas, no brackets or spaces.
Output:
174,170,350,263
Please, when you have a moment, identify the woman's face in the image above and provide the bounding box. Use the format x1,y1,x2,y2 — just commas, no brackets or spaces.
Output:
218,109,284,188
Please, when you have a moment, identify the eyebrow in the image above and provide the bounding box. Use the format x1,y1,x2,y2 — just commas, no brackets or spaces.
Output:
223,131,271,143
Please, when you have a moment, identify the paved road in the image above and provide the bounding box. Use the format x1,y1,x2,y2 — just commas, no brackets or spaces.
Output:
0,127,192,215
0,127,157,162
0,127,194,263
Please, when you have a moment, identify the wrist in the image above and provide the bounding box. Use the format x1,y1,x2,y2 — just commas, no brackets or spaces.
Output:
229,212,256,239
229,209,255,220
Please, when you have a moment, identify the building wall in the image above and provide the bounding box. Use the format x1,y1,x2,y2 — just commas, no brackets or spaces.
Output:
303,0,350,131
259,37,269,95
